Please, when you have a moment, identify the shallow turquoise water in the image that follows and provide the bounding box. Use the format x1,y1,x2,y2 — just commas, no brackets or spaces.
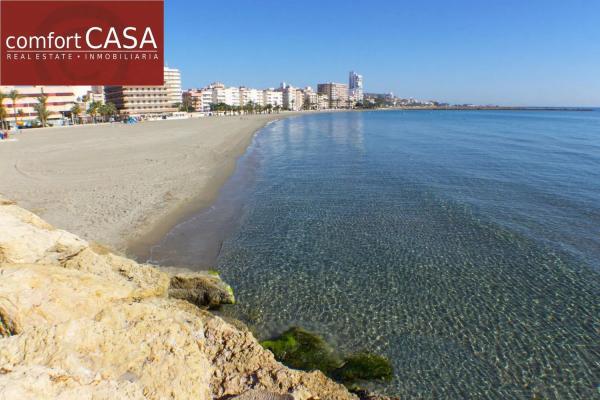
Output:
150,111,600,399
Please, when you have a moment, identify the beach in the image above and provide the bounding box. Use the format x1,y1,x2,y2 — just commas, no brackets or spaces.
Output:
0,114,297,256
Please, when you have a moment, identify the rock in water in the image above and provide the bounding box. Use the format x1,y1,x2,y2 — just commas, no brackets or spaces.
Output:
333,352,394,383
159,266,235,308
260,327,343,374
0,198,357,399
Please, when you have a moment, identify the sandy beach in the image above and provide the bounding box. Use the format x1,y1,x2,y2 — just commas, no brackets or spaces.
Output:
0,113,298,257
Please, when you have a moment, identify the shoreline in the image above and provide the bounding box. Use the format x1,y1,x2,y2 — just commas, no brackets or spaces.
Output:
124,117,277,261
0,113,304,259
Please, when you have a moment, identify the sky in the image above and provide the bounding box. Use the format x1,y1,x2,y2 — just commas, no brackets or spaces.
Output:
165,0,600,107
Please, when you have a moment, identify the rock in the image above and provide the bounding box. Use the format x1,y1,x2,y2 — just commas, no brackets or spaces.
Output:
333,352,394,383
261,328,394,386
0,299,213,400
0,365,146,400
200,313,354,399
231,389,294,400
260,327,343,375
64,248,170,299
0,203,86,265
0,264,135,332
0,199,359,400
159,266,235,308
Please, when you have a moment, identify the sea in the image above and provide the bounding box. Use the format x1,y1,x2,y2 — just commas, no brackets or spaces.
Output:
148,110,600,399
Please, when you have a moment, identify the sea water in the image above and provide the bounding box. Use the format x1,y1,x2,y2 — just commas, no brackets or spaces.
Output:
149,110,600,399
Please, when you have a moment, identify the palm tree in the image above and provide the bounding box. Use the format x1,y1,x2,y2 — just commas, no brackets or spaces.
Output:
71,104,82,125
34,91,50,127
0,106,7,130
8,90,21,128
105,102,117,120
0,91,6,130
87,101,101,123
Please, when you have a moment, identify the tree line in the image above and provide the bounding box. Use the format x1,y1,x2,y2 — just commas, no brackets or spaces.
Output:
0,89,119,129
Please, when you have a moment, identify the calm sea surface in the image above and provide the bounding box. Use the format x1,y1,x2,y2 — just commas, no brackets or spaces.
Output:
149,110,600,399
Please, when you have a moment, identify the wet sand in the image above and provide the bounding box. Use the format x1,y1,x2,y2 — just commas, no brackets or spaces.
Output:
0,114,299,256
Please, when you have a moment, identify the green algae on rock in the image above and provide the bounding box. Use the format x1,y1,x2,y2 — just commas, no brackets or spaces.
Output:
333,352,393,383
260,327,343,374
261,327,393,385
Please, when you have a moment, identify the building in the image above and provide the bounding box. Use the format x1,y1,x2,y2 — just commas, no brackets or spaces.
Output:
89,86,105,103
280,84,303,111
182,89,203,111
302,87,318,110
211,83,240,107
104,67,181,115
262,89,283,107
317,82,349,108
164,67,182,105
104,86,176,115
348,71,364,103
239,87,264,107
317,93,330,110
0,85,77,126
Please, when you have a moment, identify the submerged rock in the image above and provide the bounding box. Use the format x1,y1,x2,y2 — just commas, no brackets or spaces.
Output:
260,327,343,375
159,266,235,308
261,328,393,386
333,353,393,383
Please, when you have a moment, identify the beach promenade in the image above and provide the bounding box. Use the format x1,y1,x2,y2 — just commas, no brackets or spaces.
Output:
0,114,297,254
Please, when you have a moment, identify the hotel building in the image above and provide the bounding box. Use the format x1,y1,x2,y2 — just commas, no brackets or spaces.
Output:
104,86,175,115
317,82,349,108
104,66,181,115
164,67,182,105
0,85,77,126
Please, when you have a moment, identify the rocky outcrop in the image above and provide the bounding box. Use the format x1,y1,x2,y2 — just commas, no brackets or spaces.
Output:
159,266,235,308
0,197,356,400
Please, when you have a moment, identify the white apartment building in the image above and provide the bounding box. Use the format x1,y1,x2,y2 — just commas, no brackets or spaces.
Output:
211,83,240,107
263,89,283,107
281,85,303,111
303,87,318,110
239,87,264,106
0,85,77,126
349,71,364,102
200,88,213,111
164,66,182,105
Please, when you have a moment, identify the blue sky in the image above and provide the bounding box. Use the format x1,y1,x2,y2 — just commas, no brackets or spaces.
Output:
165,0,600,106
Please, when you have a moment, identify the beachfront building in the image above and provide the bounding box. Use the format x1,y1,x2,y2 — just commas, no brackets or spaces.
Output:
182,89,203,111
302,87,319,110
89,86,105,103
211,83,241,107
280,84,303,111
164,66,182,105
104,86,176,116
317,93,330,110
104,66,182,116
317,82,349,108
262,89,283,107
239,87,264,107
0,85,77,126
349,71,364,103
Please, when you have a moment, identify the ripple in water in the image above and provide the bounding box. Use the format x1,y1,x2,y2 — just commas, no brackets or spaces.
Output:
152,111,600,399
